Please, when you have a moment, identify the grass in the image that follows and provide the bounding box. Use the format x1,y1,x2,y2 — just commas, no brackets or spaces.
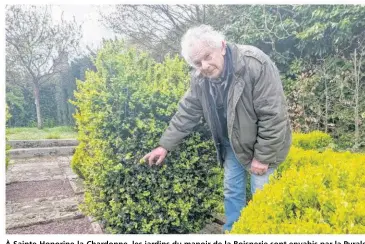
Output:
6,126,77,140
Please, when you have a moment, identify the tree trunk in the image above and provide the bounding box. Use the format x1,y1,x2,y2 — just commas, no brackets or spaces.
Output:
33,83,43,129
55,81,64,125
62,88,68,125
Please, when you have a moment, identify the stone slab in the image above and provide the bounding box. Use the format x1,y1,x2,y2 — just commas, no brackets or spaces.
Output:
6,195,83,229
6,161,65,184
58,156,72,166
6,217,95,234
88,217,104,234
9,139,78,149
61,166,79,180
6,180,74,202
69,178,85,194
9,156,65,164
10,146,75,159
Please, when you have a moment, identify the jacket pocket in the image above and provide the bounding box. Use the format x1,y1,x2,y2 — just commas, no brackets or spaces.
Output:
232,129,254,164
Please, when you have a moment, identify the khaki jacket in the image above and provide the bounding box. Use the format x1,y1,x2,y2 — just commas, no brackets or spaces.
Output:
159,43,292,168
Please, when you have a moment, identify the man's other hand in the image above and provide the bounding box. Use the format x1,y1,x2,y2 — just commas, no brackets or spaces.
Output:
250,158,268,175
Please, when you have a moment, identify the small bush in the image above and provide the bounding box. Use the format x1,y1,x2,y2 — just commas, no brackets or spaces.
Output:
292,130,333,150
230,147,365,234
72,40,222,233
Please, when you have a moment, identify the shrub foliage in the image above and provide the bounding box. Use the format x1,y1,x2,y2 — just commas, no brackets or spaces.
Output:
71,40,222,233
231,144,365,234
292,130,333,150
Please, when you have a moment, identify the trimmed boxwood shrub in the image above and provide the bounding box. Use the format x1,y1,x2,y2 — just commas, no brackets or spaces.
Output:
71,40,223,233
230,146,365,234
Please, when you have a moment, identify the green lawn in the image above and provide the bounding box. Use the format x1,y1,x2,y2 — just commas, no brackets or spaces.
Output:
6,126,77,140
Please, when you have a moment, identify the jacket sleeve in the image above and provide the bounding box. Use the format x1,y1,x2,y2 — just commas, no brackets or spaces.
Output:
159,80,203,151
252,59,289,164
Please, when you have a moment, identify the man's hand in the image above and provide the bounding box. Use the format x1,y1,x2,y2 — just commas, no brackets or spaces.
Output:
250,158,268,175
142,146,168,166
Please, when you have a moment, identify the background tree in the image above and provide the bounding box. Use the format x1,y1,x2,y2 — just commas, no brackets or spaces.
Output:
99,5,230,61
5,5,82,128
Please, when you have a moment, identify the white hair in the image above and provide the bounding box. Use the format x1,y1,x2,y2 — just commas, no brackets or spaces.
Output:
181,25,225,67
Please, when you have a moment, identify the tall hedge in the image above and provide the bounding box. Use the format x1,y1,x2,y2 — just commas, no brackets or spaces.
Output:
230,146,365,234
71,40,222,233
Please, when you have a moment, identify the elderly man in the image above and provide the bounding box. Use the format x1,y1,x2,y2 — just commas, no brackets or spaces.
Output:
143,25,292,232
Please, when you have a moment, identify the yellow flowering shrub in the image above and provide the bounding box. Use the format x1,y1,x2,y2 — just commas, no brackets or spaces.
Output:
230,147,365,234
292,130,333,150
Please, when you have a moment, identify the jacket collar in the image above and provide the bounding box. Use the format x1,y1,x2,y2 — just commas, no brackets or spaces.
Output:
227,43,246,75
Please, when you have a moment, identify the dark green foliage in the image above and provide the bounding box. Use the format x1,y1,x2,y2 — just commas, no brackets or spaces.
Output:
224,5,365,151
7,82,66,127
72,40,223,233
6,85,35,127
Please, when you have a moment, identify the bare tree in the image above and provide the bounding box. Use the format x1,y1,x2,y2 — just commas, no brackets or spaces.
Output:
6,5,82,128
99,5,229,61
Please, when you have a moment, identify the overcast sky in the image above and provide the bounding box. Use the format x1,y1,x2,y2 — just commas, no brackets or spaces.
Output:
51,5,118,50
